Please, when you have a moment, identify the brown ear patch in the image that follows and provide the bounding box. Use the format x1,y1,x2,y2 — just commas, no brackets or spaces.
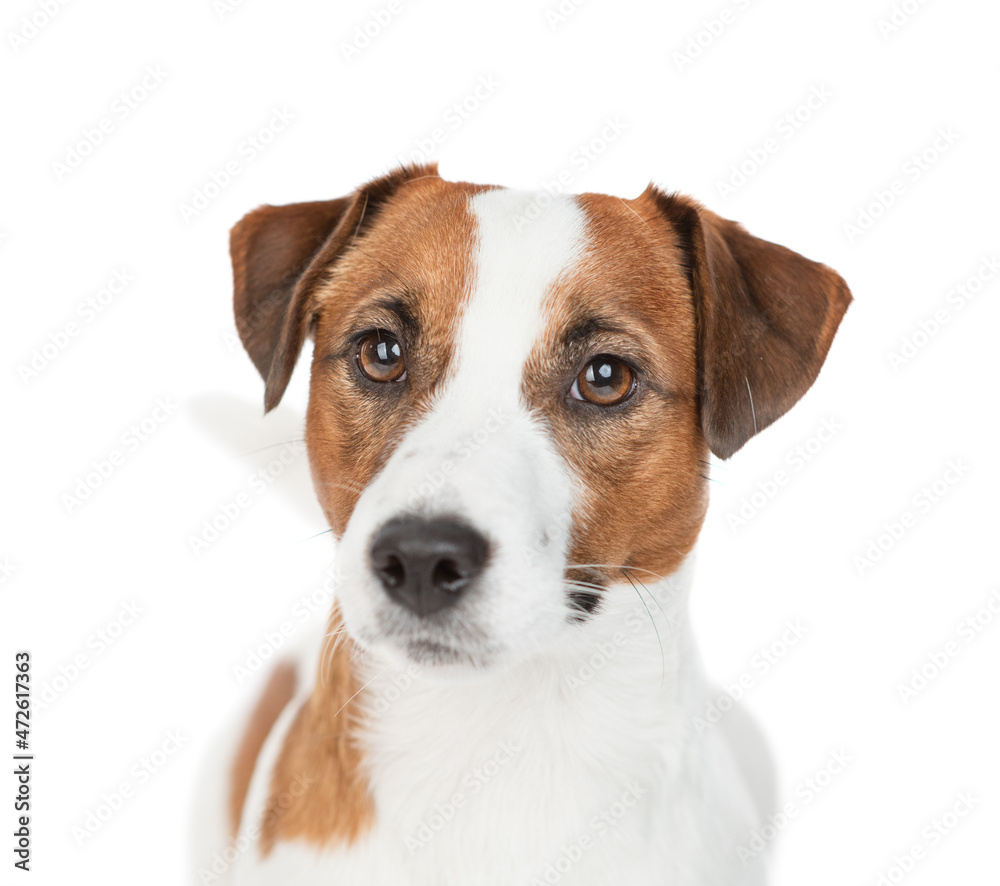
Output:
230,163,441,412
647,188,852,459
231,198,352,383
228,660,297,837
258,608,374,856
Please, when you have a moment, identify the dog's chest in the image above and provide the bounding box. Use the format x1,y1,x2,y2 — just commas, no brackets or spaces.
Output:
231,573,764,886
237,651,697,885
364,673,673,882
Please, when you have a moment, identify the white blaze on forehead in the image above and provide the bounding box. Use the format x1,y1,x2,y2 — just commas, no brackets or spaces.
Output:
450,189,588,401
334,189,590,664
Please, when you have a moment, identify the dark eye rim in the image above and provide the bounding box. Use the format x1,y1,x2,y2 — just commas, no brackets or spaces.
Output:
354,328,407,384
566,353,639,408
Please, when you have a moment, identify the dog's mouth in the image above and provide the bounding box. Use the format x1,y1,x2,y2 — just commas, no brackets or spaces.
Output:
353,608,498,671
404,638,486,668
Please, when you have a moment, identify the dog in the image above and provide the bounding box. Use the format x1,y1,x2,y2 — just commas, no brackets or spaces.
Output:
195,163,851,885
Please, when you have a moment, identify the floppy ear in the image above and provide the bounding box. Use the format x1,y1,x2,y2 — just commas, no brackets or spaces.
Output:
230,164,438,411
649,189,852,460
231,197,351,410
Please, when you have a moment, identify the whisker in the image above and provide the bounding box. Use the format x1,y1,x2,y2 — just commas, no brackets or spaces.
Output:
745,377,758,435
320,621,355,689
351,192,370,245
566,563,667,582
295,527,334,545
624,569,675,639
330,662,392,720
320,627,333,688
623,571,665,689
239,438,306,457
317,480,368,495
618,198,652,231
397,172,442,186
319,636,330,689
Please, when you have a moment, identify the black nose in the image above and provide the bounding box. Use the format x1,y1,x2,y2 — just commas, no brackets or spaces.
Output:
370,518,488,617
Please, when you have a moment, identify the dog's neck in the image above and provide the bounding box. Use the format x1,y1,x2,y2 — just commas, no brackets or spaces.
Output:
238,550,762,882
328,554,707,799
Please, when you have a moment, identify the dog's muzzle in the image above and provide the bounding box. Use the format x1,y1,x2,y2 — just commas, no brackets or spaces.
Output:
369,517,489,617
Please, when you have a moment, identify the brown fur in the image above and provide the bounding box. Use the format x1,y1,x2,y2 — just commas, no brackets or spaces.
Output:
523,187,850,585
228,167,851,856
258,609,375,856
230,197,353,386
228,660,297,837
304,173,485,535
229,170,489,854
647,187,852,460
526,190,708,583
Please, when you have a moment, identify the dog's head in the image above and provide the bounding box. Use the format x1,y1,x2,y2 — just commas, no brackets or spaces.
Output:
230,164,850,672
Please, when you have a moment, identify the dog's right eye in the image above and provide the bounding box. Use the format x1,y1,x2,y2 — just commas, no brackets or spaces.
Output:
569,355,634,406
357,331,406,382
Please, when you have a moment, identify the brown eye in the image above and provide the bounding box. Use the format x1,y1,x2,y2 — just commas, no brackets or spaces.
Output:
357,331,406,382
571,356,634,406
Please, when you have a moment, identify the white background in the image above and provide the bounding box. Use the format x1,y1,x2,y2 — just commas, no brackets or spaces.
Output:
2,0,998,883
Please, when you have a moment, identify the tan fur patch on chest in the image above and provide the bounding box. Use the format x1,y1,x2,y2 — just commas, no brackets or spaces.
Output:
258,610,374,855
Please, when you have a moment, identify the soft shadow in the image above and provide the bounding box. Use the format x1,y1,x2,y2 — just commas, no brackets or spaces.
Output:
187,393,323,521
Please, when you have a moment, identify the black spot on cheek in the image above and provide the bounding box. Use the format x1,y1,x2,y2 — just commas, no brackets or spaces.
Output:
567,588,602,623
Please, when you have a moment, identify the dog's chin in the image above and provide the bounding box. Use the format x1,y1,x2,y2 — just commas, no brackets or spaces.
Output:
403,639,495,673
389,640,507,682
341,616,494,675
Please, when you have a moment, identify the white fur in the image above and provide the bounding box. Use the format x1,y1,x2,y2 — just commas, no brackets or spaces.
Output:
198,189,769,885
235,561,765,885
334,190,586,673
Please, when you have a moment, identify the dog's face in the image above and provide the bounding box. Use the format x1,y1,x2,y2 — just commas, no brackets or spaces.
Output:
231,165,850,671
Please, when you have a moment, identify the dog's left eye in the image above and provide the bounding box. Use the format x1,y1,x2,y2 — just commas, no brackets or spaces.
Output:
569,356,635,406
357,330,406,382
